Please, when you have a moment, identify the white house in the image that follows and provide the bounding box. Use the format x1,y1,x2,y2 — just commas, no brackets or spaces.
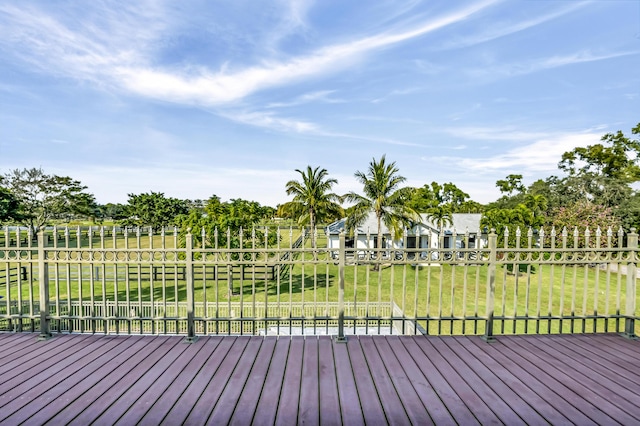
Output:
325,213,485,257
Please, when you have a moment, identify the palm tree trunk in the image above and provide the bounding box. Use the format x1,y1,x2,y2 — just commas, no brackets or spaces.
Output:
374,215,382,270
309,209,316,249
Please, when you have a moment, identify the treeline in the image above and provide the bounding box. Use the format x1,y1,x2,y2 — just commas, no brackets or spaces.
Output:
1,123,639,245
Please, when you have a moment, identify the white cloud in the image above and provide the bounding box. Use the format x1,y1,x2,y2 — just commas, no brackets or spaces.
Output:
0,0,500,107
219,110,319,133
442,126,553,142
219,109,422,146
371,87,423,104
452,132,601,173
439,2,589,50
267,90,343,108
469,50,639,80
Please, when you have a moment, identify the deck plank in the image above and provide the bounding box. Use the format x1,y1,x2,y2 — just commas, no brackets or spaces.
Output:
0,334,117,414
521,335,640,422
136,337,223,426
56,336,177,426
358,336,411,425
511,335,640,423
410,337,489,426
298,336,320,426
499,336,622,425
208,337,266,424
552,335,640,385
0,335,133,425
459,337,595,426
229,337,278,426
114,338,215,425
0,332,38,357
274,336,304,426
317,336,342,426
389,336,455,425
27,337,174,426
424,336,525,425
346,336,388,425
434,336,550,425
370,336,433,425
252,338,291,426
332,337,365,424
0,334,93,387
0,332,638,425
160,337,238,426
182,336,250,425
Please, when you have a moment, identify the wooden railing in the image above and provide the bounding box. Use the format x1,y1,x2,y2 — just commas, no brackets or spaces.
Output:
0,225,637,341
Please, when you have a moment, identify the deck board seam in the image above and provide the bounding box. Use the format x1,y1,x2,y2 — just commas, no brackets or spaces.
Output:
458,336,576,426
428,336,527,426
515,336,640,422
1,335,136,425
504,336,624,425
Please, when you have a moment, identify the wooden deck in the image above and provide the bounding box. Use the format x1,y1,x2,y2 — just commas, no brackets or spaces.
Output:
0,333,638,425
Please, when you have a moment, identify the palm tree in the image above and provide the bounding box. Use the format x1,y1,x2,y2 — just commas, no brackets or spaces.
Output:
425,205,454,236
344,156,418,265
285,166,343,248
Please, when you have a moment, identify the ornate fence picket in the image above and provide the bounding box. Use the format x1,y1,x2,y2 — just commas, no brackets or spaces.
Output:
0,225,637,339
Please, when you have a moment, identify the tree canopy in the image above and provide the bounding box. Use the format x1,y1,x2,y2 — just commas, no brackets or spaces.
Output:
0,186,22,225
2,168,98,232
345,155,418,242
122,192,188,230
284,166,343,247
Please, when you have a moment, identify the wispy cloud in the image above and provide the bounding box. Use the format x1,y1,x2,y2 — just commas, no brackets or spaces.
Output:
442,126,553,142
371,87,423,104
445,132,601,174
345,115,423,124
220,110,319,133
267,0,313,45
440,2,590,50
469,50,639,80
267,90,343,108
0,0,499,107
221,109,422,146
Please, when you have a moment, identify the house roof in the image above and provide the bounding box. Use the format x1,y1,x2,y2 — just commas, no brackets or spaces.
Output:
325,212,394,236
419,213,482,234
325,212,482,235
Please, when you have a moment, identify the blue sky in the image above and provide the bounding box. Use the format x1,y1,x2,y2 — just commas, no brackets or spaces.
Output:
1,0,638,207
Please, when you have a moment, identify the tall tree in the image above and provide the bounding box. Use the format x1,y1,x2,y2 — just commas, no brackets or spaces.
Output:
559,123,640,183
546,201,621,248
178,195,276,296
424,205,454,237
123,192,188,230
0,186,22,225
409,181,475,213
284,166,343,247
3,168,97,233
179,195,276,248
345,155,417,262
496,174,525,197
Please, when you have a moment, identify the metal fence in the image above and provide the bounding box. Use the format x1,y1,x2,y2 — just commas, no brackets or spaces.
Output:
0,225,637,341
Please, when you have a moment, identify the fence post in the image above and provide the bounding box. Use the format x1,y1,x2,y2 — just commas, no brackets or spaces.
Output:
184,229,198,343
37,229,51,340
336,230,347,342
624,228,637,339
483,229,497,342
